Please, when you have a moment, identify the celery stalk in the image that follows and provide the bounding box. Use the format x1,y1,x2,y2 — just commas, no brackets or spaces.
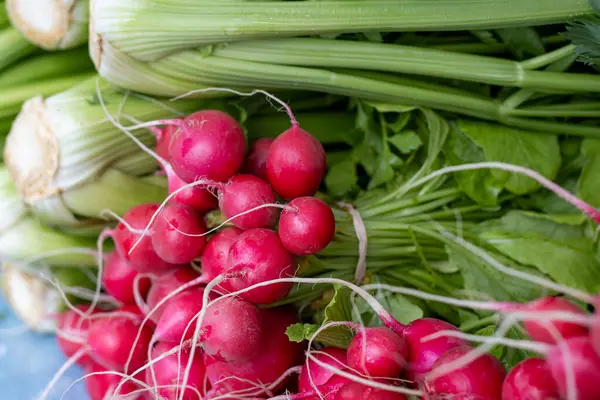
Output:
0,27,36,72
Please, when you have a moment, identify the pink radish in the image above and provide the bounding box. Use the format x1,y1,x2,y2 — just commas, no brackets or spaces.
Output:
169,110,247,183
168,171,218,213
546,336,600,400
278,196,335,255
502,358,559,400
298,347,348,392
150,202,207,264
402,318,468,382
204,306,302,395
103,251,151,304
146,266,200,323
56,305,97,368
155,121,181,162
593,315,600,356
154,287,207,343
266,125,326,200
424,345,506,400
113,203,178,273
335,382,408,400
219,174,279,230
523,296,588,344
244,138,274,180
84,362,141,400
199,297,264,363
225,228,296,304
346,327,408,378
88,311,154,373
200,227,243,281
146,342,209,400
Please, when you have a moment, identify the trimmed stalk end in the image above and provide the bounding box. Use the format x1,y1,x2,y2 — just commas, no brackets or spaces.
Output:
4,96,60,205
6,0,88,50
0,262,60,333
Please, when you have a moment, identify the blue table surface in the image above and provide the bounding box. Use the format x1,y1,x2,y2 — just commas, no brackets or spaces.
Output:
0,293,89,400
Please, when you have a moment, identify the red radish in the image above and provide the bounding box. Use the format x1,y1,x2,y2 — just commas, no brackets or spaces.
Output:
155,121,181,162
151,202,207,264
200,227,243,281
146,342,209,400
219,174,279,230
335,382,407,400
279,196,335,255
56,305,97,367
204,306,302,395
266,125,326,200
103,251,151,304
154,287,207,343
225,228,296,304
502,358,559,400
200,297,264,363
84,362,141,400
402,318,468,381
523,296,588,344
169,110,247,183
119,303,146,320
168,170,219,213
424,345,506,400
113,203,178,273
593,315,600,356
546,336,600,400
88,312,153,372
298,347,348,392
347,327,408,378
146,266,200,323
244,138,274,180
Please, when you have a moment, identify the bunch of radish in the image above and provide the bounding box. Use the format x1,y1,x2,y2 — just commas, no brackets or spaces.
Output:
52,108,336,399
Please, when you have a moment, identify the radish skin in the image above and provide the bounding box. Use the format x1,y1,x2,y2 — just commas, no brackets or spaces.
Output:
278,196,335,255
335,382,408,400
523,296,589,344
298,347,348,393
155,122,181,163
56,305,97,368
244,138,274,180
146,267,200,323
169,110,247,183
346,327,408,378
501,358,559,400
220,174,279,230
200,227,244,282
154,287,207,343
84,362,141,400
167,170,219,213
266,125,326,200
103,251,151,304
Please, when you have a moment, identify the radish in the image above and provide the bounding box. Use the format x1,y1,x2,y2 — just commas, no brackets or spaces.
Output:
113,203,178,273
225,228,296,304
56,305,97,367
219,174,279,230
154,287,207,343
346,327,408,378
204,306,302,395
169,110,247,183
501,358,559,400
146,342,208,400
522,296,589,344
200,226,243,281
335,382,408,400
84,362,141,400
88,311,153,372
155,121,181,163
298,347,347,392
266,125,326,200
402,318,468,381
593,314,600,356
424,345,506,400
199,297,264,363
146,266,200,323
168,170,219,213
278,196,335,255
244,138,274,180
103,251,151,304
546,336,600,400
150,202,207,264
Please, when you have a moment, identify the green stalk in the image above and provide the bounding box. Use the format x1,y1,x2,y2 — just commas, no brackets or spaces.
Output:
91,0,592,62
0,5,9,29
0,27,37,72
0,48,94,88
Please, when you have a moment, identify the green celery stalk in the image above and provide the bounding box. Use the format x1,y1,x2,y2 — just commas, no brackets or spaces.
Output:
0,27,36,72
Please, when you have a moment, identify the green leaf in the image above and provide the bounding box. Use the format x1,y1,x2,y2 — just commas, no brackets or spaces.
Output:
457,120,561,195
564,16,600,68
494,27,545,59
388,130,422,154
325,158,358,198
527,176,582,216
362,101,416,114
475,326,505,360
480,211,600,293
474,326,534,369
286,323,318,343
356,291,423,327
578,139,600,207
447,243,546,304
444,124,503,206
368,148,399,189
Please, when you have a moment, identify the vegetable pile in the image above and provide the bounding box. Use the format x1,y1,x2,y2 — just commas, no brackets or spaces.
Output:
0,1,600,399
